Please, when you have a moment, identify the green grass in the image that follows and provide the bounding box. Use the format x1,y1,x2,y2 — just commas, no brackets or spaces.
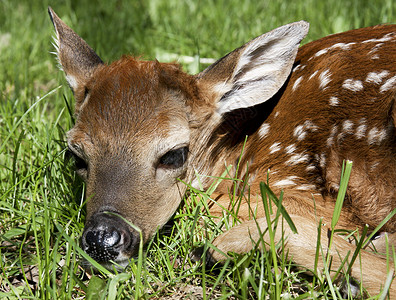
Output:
1,0,395,299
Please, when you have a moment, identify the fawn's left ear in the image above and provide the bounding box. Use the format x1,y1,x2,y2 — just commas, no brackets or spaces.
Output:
48,7,103,94
198,21,309,115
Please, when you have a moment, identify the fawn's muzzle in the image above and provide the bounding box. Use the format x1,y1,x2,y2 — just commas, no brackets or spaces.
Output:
81,212,138,264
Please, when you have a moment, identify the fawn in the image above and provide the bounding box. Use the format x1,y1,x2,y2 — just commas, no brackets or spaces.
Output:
49,7,396,296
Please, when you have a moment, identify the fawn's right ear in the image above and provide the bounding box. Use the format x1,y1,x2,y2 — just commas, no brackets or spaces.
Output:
48,7,103,96
197,21,309,116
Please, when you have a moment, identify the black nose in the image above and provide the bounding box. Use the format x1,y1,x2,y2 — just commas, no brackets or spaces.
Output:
85,228,121,248
81,212,137,263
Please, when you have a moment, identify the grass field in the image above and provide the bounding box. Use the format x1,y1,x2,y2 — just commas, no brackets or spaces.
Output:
1,0,395,299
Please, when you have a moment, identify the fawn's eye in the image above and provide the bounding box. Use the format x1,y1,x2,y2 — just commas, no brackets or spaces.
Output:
158,147,189,169
66,148,88,176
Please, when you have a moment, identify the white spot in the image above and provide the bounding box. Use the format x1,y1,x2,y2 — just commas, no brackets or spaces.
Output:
330,183,340,191
314,48,329,57
326,137,333,148
258,123,270,139
285,144,297,154
342,120,354,134
368,127,387,145
380,75,396,93
368,43,383,60
306,165,316,172
308,70,318,81
273,176,299,188
269,142,282,154
329,96,339,106
296,184,316,191
274,111,280,118
319,153,326,168
355,118,367,139
326,125,338,147
293,64,306,72
365,70,390,84
332,42,356,50
319,69,332,90
293,120,318,141
342,79,363,92
336,121,353,144
285,153,310,166
293,125,306,141
304,120,319,131
362,33,395,44
292,76,303,92
369,43,383,52
313,42,356,58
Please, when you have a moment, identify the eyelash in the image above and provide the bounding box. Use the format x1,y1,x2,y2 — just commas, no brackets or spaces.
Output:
66,148,88,171
158,147,189,169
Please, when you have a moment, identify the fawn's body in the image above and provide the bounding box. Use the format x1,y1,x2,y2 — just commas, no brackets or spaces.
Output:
49,7,396,296
211,26,396,231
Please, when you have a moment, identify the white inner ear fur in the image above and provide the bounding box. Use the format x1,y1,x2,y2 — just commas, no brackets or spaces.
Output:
66,74,79,91
216,21,309,115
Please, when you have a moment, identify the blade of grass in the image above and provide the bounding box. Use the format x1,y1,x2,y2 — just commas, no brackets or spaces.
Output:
362,208,396,248
331,160,353,229
326,160,352,273
260,182,297,234
260,182,280,298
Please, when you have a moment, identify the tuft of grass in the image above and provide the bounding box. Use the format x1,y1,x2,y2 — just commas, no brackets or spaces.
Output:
1,0,395,299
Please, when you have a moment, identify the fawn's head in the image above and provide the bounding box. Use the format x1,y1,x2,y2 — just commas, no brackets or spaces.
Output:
49,7,308,267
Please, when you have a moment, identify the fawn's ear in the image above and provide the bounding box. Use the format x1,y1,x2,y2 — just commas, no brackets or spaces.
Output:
198,21,309,115
48,7,103,94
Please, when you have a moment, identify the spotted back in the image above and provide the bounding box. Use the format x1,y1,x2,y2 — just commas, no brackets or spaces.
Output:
234,25,396,230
